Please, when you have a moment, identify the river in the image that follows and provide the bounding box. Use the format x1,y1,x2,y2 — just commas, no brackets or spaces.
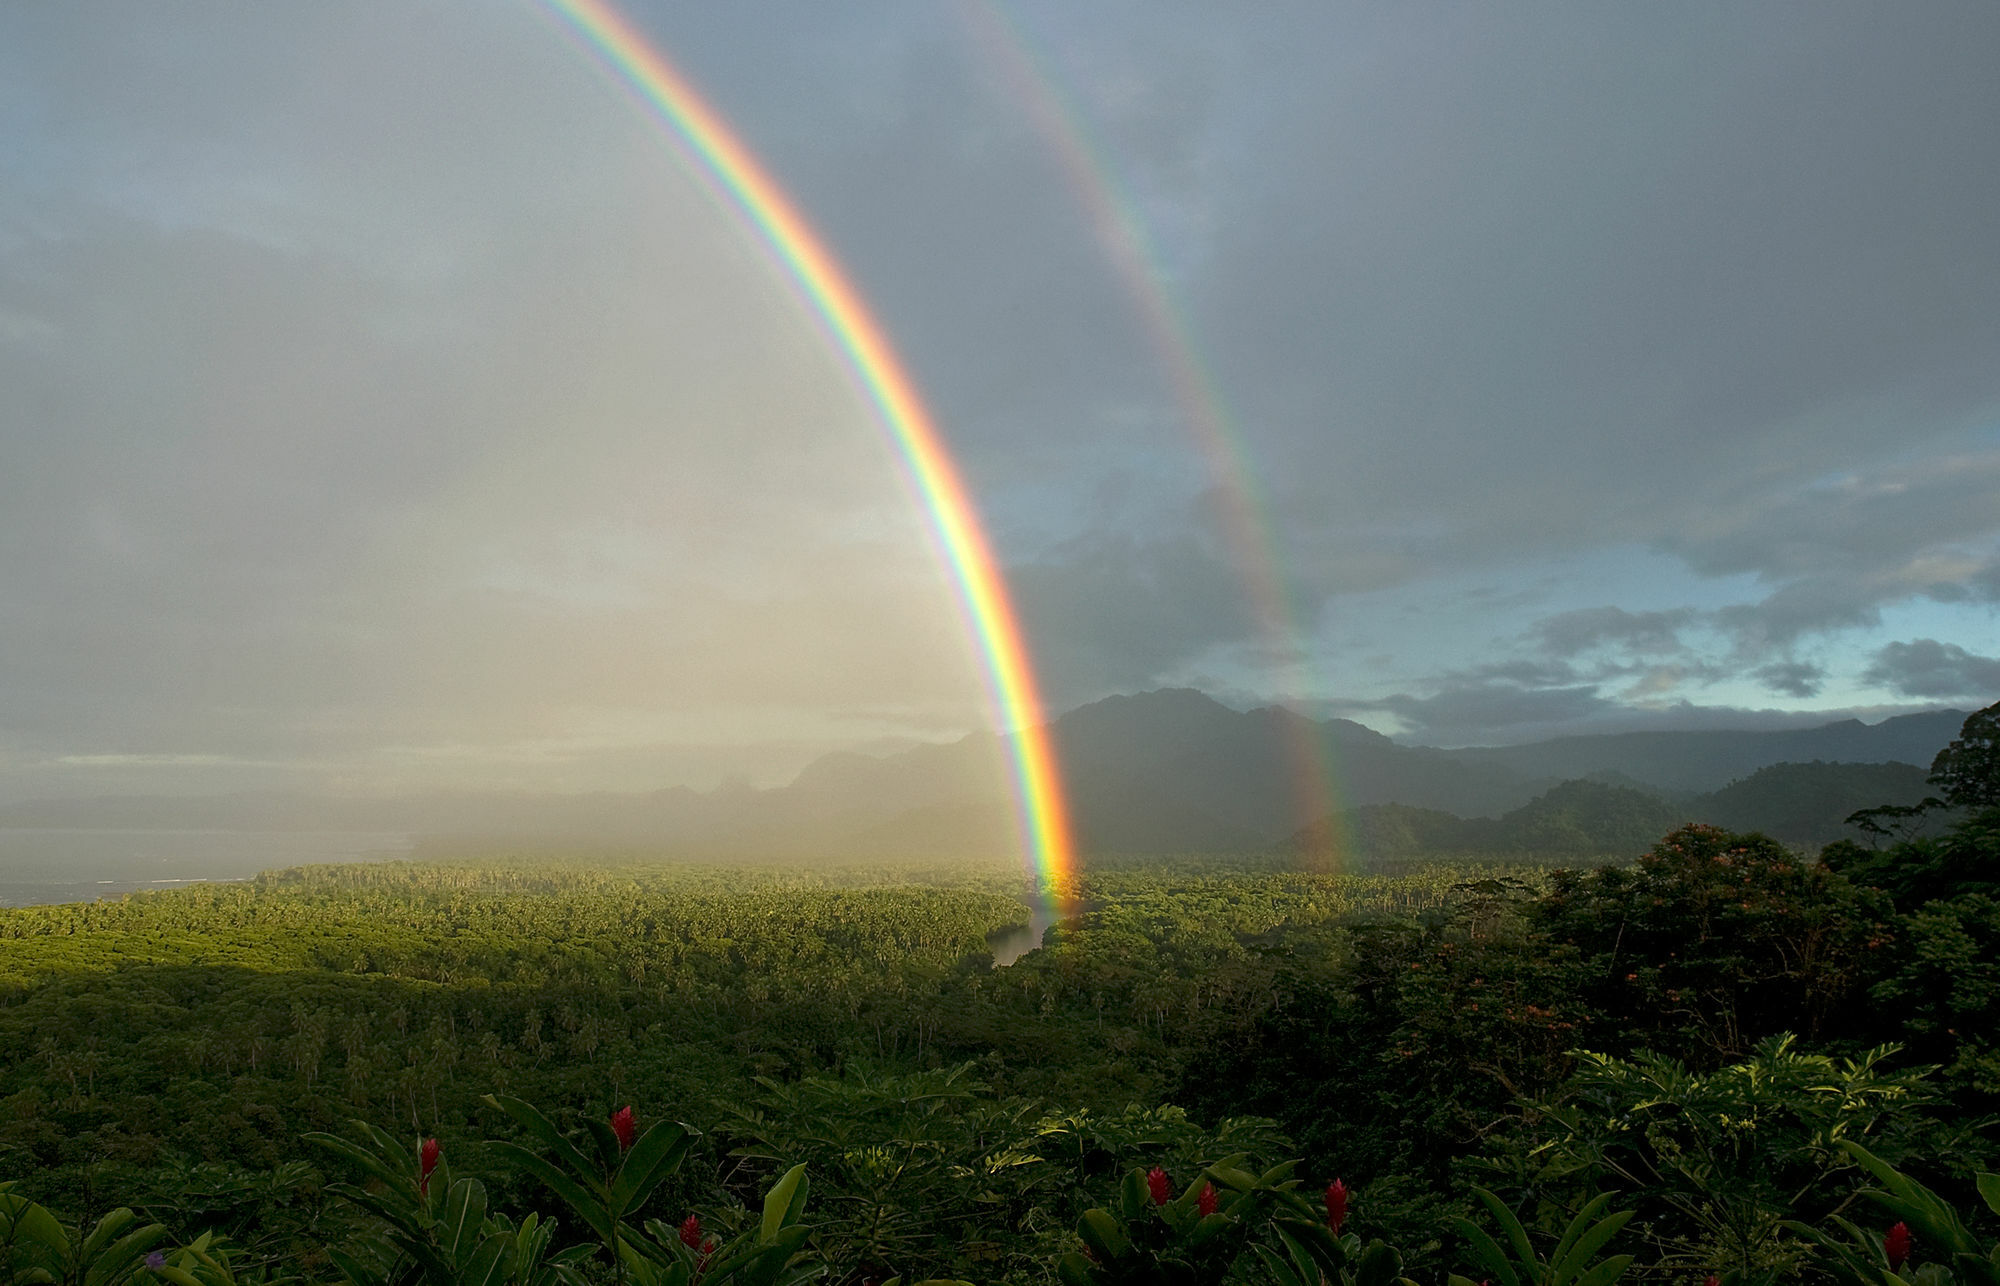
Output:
986,901,1056,967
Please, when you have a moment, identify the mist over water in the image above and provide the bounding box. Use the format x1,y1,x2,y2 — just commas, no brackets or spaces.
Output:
0,830,413,907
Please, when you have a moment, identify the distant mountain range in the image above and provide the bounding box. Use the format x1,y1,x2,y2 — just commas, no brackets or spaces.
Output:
0,689,1970,859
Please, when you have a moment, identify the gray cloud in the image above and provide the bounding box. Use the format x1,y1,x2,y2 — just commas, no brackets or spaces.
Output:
1533,607,1695,658
1755,661,1826,699
5,2,2000,797
1864,640,2000,701
1344,683,1614,747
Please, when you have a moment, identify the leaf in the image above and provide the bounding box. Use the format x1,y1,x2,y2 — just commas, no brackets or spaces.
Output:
608,1121,695,1216
459,1233,513,1286
1551,1209,1633,1286
1549,1192,1618,1273
325,1245,388,1286
1473,1186,1537,1281
1355,1239,1405,1286
1451,1217,1523,1286
439,1178,489,1264
484,1096,607,1200
1572,1254,1635,1286
1055,1251,1097,1286
487,1140,617,1248
758,1164,809,1244
1249,1242,1308,1286
1076,1209,1131,1263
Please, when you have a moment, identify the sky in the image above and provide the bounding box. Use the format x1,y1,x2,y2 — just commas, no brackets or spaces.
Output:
2,2,1998,802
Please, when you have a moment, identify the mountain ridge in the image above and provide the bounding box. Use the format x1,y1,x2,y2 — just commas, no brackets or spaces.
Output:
0,688,1970,857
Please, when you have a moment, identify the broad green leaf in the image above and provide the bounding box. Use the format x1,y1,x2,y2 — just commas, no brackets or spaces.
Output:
1549,1192,1618,1271
1451,1217,1522,1286
487,1140,617,1248
758,1164,809,1244
1573,1254,1635,1286
1076,1209,1130,1263
1551,1210,1633,1286
484,1096,607,1200
608,1121,694,1214
1474,1186,1537,1280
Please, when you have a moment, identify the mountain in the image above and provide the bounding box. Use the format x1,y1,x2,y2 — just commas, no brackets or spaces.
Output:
1444,710,1965,793
1691,760,1934,847
1287,760,1943,865
0,690,1969,859
1288,778,1682,864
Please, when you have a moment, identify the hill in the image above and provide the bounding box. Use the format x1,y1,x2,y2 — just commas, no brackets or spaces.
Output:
0,690,1968,858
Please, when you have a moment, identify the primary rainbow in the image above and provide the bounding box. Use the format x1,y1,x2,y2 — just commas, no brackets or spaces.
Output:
541,0,1077,908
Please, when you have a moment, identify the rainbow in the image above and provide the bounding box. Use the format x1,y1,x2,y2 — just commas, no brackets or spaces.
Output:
963,3,1351,864
540,0,1077,910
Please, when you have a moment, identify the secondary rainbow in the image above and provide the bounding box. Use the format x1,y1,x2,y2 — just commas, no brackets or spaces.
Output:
540,0,1077,906
964,2,1352,863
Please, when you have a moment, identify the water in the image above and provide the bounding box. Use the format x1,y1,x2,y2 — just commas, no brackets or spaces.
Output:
0,829,413,907
987,902,1056,967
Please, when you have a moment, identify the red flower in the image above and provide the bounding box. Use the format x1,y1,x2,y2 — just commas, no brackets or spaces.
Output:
611,1106,637,1152
679,1215,702,1249
418,1138,440,1196
1885,1222,1912,1271
1324,1178,1349,1234
1197,1183,1218,1217
1704,1277,1720,1286
1147,1167,1172,1206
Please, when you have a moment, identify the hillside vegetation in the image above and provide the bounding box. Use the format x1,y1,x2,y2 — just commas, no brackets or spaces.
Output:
0,703,1995,1285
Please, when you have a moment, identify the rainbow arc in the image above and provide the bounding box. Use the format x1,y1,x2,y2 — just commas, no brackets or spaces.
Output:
542,0,1077,913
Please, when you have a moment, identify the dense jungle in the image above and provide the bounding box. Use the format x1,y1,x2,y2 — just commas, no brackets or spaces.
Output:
2,704,1997,1286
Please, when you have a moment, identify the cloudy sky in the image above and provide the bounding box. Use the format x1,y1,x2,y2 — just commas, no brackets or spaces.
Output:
3,3,1997,801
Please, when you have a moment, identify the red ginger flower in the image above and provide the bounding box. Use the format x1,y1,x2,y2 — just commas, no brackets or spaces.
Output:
418,1138,441,1195
1197,1182,1218,1217
1147,1166,1172,1206
611,1106,637,1151
679,1215,702,1249
1324,1178,1349,1235
1885,1222,1912,1271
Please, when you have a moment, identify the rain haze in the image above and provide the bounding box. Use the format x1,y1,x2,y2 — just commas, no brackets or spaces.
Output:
4,2,1999,808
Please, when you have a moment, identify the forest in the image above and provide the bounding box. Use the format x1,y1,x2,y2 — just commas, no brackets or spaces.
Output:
1,704,1996,1286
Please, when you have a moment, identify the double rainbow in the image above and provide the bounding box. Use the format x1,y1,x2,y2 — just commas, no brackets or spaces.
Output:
541,0,1076,908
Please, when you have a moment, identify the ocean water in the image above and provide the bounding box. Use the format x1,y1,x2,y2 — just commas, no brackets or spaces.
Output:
0,829,413,907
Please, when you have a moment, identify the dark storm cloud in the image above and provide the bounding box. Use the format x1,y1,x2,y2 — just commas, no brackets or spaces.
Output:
6,1,2000,793
1864,641,2000,701
1190,5,2000,641
668,2,2000,702
1007,527,1247,707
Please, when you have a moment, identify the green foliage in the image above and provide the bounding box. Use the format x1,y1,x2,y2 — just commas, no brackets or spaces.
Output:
305,1122,545,1286
1481,1036,1954,1282
1696,761,1935,848
1447,1187,1634,1286
1057,1159,1402,1286
0,1181,167,1286
479,1096,691,1262
1535,824,1889,1058
1787,1142,2000,1286
1,776,1998,1286
1930,702,2000,812
1826,810,2000,914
